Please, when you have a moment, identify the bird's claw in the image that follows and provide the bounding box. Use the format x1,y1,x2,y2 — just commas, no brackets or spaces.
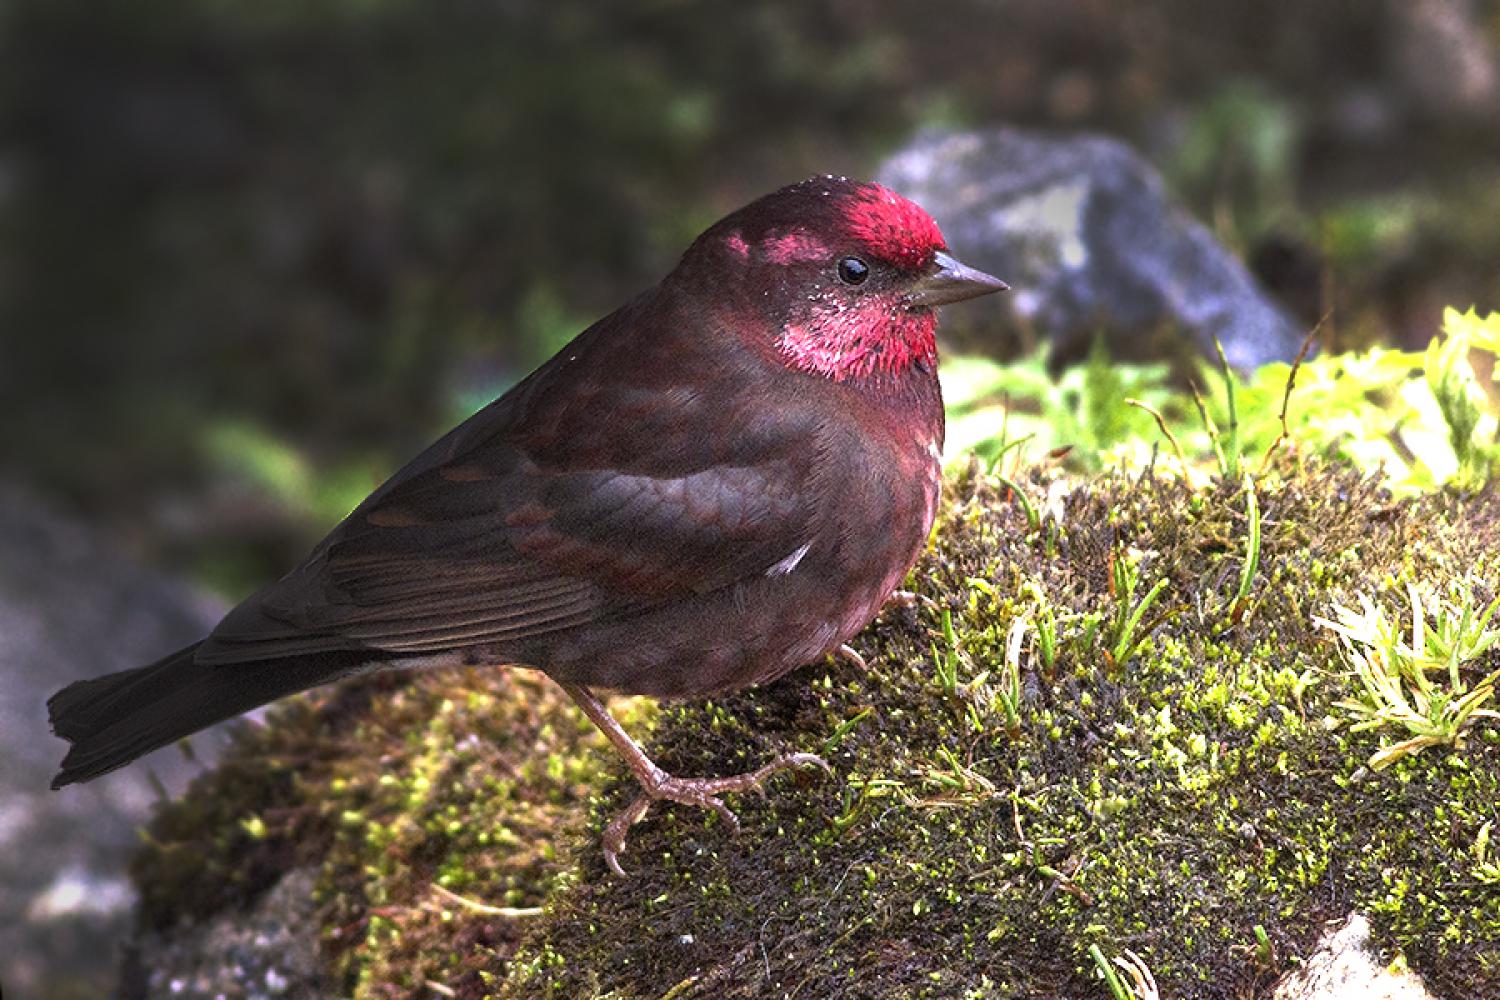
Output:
886,589,938,612
833,643,868,671
775,751,835,778
602,794,654,877
601,751,831,876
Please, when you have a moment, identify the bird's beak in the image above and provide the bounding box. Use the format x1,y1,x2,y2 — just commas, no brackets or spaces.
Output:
908,251,1009,308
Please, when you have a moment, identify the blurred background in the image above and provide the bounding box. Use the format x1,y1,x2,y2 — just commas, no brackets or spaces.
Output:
0,1,1498,994
3,0,1500,591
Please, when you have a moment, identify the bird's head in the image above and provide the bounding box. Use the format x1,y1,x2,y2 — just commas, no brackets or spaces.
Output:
680,176,1006,383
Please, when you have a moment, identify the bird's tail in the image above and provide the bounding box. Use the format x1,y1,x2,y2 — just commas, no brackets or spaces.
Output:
48,641,367,788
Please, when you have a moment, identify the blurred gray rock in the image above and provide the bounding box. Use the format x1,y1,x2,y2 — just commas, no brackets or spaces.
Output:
1389,0,1500,123
881,128,1307,371
119,867,329,1000
0,484,227,999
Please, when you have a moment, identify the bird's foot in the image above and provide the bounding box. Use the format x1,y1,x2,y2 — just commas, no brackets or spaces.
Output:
558,681,833,877
601,751,830,877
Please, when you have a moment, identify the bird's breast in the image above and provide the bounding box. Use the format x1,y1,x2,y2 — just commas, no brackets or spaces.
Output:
529,369,943,699
780,411,943,664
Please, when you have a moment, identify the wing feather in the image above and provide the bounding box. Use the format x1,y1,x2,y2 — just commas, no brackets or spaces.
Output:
196,303,818,667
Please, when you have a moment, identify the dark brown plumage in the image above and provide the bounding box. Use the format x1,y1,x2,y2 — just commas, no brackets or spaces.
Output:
48,176,1006,871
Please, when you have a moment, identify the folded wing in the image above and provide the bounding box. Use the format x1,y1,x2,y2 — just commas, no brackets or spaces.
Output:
198,307,818,664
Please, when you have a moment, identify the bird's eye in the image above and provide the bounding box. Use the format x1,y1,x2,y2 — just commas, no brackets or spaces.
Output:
837,256,869,286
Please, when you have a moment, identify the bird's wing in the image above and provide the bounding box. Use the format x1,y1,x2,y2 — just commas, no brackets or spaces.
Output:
197,309,820,663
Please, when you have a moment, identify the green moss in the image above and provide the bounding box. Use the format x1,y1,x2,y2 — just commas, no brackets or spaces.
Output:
132,459,1500,998
503,461,1500,999
133,668,634,995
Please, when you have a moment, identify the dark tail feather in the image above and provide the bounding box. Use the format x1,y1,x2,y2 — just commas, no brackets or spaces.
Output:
49,641,368,788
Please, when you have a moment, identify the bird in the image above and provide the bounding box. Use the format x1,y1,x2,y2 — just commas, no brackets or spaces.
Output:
47,176,1007,874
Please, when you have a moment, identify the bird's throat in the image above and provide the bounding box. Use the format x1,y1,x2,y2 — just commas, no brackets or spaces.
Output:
776,303,938,383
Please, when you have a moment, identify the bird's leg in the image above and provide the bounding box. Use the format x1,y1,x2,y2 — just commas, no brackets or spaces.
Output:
558,681,830,877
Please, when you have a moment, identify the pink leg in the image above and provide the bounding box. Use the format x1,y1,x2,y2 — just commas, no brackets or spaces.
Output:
559,682,831,876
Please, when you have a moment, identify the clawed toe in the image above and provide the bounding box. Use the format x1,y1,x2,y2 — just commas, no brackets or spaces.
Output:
886,589,938,612
708,797,739,832
778,751,834,777
602,793,654,877
600,751,831,876
833,643,868,671
560,681,832,877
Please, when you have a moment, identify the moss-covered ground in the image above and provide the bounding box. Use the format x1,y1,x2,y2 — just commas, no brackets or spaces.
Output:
132,459,1500,998
133,668,631,995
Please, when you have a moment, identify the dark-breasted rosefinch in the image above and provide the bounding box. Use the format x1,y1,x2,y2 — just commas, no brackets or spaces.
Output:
49,176,1005,872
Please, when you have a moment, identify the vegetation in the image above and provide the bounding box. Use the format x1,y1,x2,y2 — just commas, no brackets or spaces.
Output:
1318,583,1500,770
131,309,1500,998
10,5,1498,997
493,458,1498,1000
952,308,1500,495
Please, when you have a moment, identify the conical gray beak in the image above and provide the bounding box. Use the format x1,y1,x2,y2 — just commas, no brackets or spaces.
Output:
908,251,1009,307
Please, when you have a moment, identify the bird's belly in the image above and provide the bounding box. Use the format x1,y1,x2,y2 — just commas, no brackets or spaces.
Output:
531,451,940,699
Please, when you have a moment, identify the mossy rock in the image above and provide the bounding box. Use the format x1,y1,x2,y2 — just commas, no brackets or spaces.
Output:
130,459,1500,999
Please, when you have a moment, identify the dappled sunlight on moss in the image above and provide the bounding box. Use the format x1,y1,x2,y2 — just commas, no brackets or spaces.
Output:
132,459,1500,998
132,668,638,996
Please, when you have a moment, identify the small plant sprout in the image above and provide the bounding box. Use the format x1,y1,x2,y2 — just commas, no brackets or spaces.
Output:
1019,579,1071,680
1190,338,1244,480
1106,548,1169,668
1227,473,1262,626
821,706,873,756
921,744,998,805
993,470,1041,532
932,603,1028,738
1315,582,1500,769
996,615,1027,739
932,608,963,700
1076,610,1103,660
1034,599,1059,678
1089,944,1160,1000
1213,339,1242,479
822,775,907,843
1125,396,1195,485
984,424,1035,477
1474,820,1500,886
1252,923,1275,966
